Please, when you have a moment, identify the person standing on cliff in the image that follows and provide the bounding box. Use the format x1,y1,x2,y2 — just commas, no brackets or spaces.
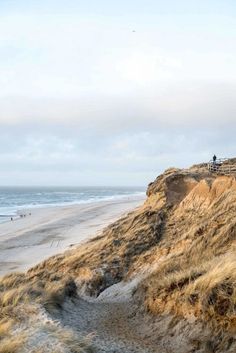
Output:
212,154,217,171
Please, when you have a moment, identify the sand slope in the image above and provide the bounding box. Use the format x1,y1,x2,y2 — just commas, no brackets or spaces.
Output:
3,160,236,352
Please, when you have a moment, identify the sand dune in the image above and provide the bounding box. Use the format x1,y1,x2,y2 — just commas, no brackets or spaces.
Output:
3,159,236,353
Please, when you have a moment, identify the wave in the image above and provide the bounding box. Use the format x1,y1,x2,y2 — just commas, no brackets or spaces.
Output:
0,190,146,223
16,191,146,209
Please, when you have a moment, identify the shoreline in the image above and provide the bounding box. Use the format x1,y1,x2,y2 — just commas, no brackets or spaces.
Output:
0,195,145,277
0,192,146,224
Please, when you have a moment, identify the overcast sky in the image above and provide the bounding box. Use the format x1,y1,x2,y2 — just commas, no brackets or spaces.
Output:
0,0,236,186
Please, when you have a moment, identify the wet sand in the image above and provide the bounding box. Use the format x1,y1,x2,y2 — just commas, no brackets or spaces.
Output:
0,196,145,277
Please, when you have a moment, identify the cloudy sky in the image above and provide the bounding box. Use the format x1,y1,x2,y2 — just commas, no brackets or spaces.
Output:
0,0,236,186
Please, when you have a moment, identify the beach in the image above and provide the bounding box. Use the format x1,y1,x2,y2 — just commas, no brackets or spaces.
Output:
0,196,145,277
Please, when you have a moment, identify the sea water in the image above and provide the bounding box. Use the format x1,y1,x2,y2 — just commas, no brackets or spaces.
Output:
0,186,145,223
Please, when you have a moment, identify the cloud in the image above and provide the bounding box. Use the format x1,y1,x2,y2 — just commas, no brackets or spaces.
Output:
0,9,235,132
1,80,236,133
0,4,236,185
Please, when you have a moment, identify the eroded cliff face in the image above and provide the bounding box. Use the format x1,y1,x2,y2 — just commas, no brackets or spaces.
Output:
30,163,236,305
137,167,236,353
3,161,236,352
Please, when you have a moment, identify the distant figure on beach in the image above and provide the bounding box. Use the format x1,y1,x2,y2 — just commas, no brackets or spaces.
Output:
11,217,13,221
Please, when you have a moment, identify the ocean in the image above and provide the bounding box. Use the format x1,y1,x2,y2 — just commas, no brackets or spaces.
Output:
0,186,146,223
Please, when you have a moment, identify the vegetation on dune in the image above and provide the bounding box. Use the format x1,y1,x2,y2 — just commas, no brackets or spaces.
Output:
24,162,236,338
0,272,93,353
139,173,236,334
142,255,236,324
2,159,236,352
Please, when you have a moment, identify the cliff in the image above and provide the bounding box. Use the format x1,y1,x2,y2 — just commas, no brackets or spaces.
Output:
1,160,236,352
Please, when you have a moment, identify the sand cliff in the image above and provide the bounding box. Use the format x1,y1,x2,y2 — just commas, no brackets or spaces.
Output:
1,160,236,352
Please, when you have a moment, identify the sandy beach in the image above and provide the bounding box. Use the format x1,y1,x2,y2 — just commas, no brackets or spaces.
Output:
0,196,145,277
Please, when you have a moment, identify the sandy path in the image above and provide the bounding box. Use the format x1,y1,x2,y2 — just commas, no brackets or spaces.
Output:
56,284,159,353
0,197,144,276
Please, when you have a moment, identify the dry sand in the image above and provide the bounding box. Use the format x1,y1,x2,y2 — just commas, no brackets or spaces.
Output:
0,196,145,277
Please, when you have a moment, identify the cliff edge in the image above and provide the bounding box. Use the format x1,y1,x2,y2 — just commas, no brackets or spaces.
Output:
1,160,236,352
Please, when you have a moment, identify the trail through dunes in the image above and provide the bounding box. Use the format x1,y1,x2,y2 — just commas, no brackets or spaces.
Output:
4,159,236,352
52,279,210,353
54,281,159,353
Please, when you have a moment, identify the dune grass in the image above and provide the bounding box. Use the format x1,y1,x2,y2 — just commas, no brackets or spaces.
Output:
141,246,236,331
0,336,26,353
0,272,93,353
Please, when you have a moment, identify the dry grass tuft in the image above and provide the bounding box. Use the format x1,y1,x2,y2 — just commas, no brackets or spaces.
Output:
142,251,236,329
0,319,13,339
0,273,26,291
42,278,77,312
185,255,236,327
0,270,86,352
0,333,26,353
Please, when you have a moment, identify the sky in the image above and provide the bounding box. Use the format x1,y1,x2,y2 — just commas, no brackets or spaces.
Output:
0,0,236,186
